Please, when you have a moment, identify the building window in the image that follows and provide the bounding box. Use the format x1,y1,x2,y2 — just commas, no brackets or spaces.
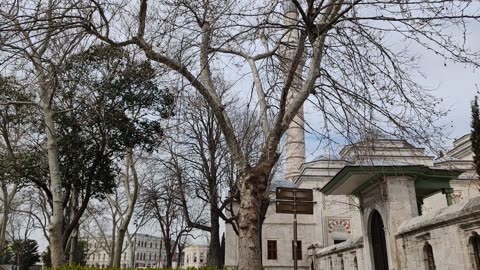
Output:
470,232,480,269
154,253,157,261
267,240,277,260
200,253,205,263
328,257,333,270
149,253,152,260
150,242,153,248
353,256,358,270
292,240,302,260
124,252,126,260
103,254,106,261
155,242,158,248
186,255,189,264
194,253,197,263
340,256,344,270
423,242,436,270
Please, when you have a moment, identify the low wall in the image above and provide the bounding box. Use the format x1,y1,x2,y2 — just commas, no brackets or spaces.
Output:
313,237,364,270
396,196,480,270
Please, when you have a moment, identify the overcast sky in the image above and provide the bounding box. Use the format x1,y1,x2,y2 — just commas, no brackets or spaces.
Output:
303,20,480,161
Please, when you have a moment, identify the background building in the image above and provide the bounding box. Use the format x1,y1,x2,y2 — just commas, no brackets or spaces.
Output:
85,233,179,268
182,245,209,269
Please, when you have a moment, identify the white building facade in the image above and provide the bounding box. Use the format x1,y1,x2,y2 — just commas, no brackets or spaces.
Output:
85,233,179,268
182,245,209,269
225,135,480,269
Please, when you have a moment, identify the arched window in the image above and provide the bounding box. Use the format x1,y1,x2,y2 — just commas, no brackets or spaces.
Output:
353,256,358,270
423,242,436,270
340,256,344,270
328,257,333,270
469,232,480,269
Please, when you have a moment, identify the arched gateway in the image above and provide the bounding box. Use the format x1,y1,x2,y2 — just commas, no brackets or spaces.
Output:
371,210,388,270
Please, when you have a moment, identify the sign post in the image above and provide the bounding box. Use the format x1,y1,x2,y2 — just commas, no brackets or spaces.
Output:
276,187,315,270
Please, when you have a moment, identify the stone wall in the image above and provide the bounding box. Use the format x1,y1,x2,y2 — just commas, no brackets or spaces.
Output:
310,195,480,270
396,195,480,270
314,237,364,270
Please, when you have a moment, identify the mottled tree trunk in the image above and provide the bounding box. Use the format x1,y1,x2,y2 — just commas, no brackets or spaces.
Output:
43,108,65,268
108,220,116,267
0,183,16,251
0,201,8,251
68,227,78,265
113,148,139,267
114,228,127,267
68,189,78,265
237,173,266,270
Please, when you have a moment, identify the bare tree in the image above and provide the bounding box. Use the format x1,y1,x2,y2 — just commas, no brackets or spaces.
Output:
2,0,478,268
0,76,33,250
141,170,193,268
82,171,147,268
161,87,264,268
111,148,139,267
0,1,86,266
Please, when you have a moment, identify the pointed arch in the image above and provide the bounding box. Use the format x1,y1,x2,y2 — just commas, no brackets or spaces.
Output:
469,231,480,269
370,210,388,270
423,241,436,270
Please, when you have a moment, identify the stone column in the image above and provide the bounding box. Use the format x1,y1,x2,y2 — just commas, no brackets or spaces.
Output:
385,176,419,269
283,0,306,182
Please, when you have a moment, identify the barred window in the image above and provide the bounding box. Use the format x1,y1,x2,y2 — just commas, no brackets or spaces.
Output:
267,240,277,260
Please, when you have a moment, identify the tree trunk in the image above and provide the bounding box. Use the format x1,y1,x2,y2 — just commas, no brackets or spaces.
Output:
68,188,78,265
0,183,16,251
0,199,8,251
114,228,127,267
163,238,172,268
113,148,139,267
68,227,78,265
220,233,225,268
176,244,183,267
108,219,116,267
237,174,264,270
207,209,222,268
43,108,65,268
